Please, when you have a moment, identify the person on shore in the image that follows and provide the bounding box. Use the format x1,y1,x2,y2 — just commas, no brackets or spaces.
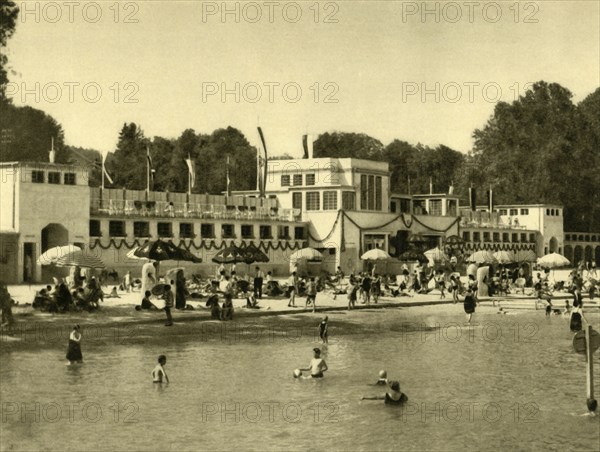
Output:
105,286,120,298
348,280,358,310
123,271,132,293
468,275,478,302
362,380,407,405
361,273,372,305
335,266,345,291
246,292,259,309
306,277,317,312
371,274,381,304
221,294,234,321
288,272,299,307
436,271,446,299
319,316,329,344
152,355,169,383
450,275,459,303
162,285,174,326
299,348,328,378
254,266,264,299
375,370,388,385
139,290,159,310
0,282,15,327
141,261,156,297
66,325,83,365
463,288,476,323
175,269,187,310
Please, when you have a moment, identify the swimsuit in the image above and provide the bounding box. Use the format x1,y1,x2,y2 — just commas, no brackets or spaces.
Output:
311,372,324,378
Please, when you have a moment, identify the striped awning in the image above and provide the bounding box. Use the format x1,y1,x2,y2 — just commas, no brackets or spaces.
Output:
55,250,106,269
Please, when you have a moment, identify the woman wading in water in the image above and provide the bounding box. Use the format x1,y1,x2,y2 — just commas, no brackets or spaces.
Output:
66,325,83,365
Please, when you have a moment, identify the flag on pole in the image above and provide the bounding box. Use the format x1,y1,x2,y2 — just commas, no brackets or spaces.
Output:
102,153,114,185
257,127,268,197
469,186,476,211
185,154,196,188
302,135,309,159
487,187,494,213
429,177,433,194
146,146,154,191
226,156,231,197
49,137,56,163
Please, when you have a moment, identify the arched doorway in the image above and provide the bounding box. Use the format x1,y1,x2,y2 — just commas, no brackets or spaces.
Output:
564,245,573,264
41,223,69,283
41,223,69,253
549,237,558,253
574,246,583,265
584,245,593,263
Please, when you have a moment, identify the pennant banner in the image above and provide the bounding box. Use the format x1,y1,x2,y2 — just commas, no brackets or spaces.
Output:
185,156,196,188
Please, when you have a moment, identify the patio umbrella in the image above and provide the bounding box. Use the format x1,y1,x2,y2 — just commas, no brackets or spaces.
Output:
126,246,152,260
212,245,248,264
466,250,497,264
537,253,570,269
407,234,427,245
289,247,323,263
514,249,537,263
444,235,464,246
243,244,269,264
134,239,202,263
55,250,105,269
38,244,82,265
398,250,428,264
360,249,391,260
493,250,515,264
424,246,448,262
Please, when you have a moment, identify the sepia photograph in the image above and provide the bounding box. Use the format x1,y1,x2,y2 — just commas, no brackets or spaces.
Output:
0,1,599,451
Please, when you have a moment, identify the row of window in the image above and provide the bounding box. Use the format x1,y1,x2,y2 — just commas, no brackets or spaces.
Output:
546,208,561,217
32,170,77,185
360,175,383,211
498,208,529,216
565,234,599,242
90,220,306,240
281,174,315,187
463,231,537,243
291,191,344,211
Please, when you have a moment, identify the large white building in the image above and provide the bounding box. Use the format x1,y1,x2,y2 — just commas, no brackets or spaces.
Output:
1,158,598,284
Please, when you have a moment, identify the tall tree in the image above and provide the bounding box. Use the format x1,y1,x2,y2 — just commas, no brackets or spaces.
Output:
108,123,149,189
314,132,384,160
0,1,19,103
0,104,66,162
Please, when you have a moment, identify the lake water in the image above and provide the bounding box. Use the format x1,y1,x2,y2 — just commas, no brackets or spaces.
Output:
1,307,599,451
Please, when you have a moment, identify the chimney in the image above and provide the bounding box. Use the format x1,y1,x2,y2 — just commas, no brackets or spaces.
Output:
49,137,56,163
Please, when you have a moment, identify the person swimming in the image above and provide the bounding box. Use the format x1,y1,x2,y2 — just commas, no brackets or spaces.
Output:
362,380,407,405
299,348,328,378
375,370,388,385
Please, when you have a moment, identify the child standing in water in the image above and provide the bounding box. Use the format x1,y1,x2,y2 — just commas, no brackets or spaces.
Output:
463,288,476,323
152,355,169,383
319,316,329,344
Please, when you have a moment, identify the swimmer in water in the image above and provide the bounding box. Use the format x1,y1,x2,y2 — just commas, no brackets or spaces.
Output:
375,370,388,385
319,316,329,344
299,348,328,378
152,355,169,384
362,380,407,405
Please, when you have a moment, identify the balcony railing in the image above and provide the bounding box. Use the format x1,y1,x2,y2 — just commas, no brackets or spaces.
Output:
90,199,301,222
460,211,527,229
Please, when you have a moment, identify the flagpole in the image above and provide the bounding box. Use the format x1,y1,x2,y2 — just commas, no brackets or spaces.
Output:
101,153,105,190
226,155,231,199
146,146,150,194
188,153,192,196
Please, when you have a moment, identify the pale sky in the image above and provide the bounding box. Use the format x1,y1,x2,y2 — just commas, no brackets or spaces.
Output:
6,1,600,157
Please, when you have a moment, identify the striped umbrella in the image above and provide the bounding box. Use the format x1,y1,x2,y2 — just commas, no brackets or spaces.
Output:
514,249,537,263
38,245,82,265
55,250,106,269
424,246,449,262
537,253,570,269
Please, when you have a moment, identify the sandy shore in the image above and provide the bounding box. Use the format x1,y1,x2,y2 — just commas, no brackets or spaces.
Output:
3,281,597,353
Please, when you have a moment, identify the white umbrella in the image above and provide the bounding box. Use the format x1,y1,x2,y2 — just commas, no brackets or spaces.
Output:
467,250,497,264
38,245,82,265
493,250,515,264
126,247,152,260
289,247,323,263
360,249,391,260
537,253,570,269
